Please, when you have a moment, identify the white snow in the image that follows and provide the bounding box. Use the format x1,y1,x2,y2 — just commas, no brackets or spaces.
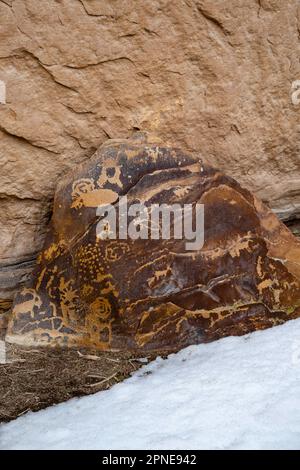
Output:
1,318,300,450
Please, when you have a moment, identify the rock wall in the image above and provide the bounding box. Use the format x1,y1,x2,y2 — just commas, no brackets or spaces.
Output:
0,0,300,300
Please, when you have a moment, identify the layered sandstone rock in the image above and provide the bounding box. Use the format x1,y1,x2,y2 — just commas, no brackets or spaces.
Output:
6,134,300,352
0,0,300,301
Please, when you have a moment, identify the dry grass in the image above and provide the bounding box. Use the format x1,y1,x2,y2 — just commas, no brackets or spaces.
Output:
0,343,156,423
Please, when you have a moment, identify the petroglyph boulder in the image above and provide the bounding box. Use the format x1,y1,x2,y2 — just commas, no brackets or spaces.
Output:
6,133,300,352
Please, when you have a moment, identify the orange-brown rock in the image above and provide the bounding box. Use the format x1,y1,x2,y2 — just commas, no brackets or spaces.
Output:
0,299,12,339
6,134,300,352
1,0,300,301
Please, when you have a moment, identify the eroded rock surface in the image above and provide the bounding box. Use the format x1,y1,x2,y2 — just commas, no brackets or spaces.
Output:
0,0,300,300
6,134,300,352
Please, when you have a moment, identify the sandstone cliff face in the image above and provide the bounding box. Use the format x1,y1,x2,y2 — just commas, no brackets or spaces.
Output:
0,0,300,300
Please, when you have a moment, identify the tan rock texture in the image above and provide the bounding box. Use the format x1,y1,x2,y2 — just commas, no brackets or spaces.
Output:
0,0,300,301
6,134,300,352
